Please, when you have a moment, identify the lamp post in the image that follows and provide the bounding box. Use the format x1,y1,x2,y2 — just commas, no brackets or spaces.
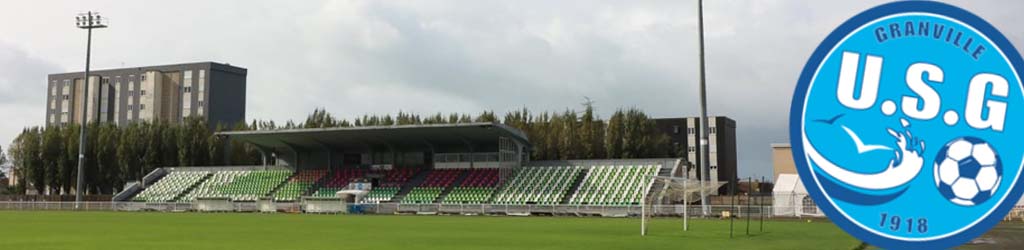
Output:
74,11,107,209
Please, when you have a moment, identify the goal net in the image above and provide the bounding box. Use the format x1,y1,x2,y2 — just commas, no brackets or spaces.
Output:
301,196,347,214
641,176,725,236
195,197,234,212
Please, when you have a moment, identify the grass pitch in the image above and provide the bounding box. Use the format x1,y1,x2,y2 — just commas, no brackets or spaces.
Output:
0,211,861,250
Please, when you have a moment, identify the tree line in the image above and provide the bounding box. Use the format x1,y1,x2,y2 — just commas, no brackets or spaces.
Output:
6,104,672,195
5,117,263,195
297,105,672,160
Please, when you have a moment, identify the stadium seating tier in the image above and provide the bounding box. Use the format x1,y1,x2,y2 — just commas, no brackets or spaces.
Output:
132,171,210,202
492,166,581,205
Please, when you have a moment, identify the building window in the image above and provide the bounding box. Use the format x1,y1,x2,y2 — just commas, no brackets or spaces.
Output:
198,101,204,107
184,70,193,93
63,79,71,86
101,77,110,84
199,70,206,92
673,125,680,134
139,104,145,110
62,95,69,100
140,74,146,81
711,127,717,134
140,90,146,96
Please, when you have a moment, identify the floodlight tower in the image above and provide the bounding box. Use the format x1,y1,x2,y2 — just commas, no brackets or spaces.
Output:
74,11,107,209
695,0,711,216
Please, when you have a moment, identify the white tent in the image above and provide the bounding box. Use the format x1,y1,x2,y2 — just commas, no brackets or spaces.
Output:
1010,196,1024,221
772,174,824,217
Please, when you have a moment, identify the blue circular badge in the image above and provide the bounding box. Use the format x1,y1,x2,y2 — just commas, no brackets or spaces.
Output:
790,1,1024,248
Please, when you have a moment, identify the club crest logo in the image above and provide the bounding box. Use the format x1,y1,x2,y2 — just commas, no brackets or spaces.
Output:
790,1,1024,248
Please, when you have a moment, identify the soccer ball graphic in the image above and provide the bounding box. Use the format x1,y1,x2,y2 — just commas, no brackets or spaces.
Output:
933,137,1003,206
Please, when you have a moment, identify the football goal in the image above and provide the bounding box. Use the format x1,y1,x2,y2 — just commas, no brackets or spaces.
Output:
641,176,725,236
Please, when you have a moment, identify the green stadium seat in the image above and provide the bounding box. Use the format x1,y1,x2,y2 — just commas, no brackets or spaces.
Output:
492,166,580,205
132,171,210,202
568,165,660,206
399,169,461,204
272,169,328,201
179,170,292,202
441,168,499,204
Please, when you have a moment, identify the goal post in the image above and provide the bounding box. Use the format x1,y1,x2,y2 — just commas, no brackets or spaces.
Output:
641,176,725,236
195,197,233,212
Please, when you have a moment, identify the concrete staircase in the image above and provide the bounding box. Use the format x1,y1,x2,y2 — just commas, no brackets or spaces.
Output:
113,168,170,201
561,168,589,204
435,170,471,203
392,169,431,202
173,173,212,202
300,171,335,197
266,171,298,198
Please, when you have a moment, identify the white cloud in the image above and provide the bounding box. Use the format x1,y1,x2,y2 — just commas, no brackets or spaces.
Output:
0,41,62,152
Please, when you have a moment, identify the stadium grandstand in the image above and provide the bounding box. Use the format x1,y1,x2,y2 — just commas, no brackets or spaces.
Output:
114,122,688,214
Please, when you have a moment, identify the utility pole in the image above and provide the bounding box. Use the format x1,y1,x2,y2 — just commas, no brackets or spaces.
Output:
696,0,711,217
74,11,107,209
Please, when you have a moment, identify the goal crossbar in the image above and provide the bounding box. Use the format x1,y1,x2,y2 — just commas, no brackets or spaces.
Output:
641,176,726,236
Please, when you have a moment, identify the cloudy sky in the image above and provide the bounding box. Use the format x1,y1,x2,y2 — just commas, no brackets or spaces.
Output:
0,0,1020,178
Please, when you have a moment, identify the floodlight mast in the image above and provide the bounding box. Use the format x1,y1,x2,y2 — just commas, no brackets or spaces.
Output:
695,0,711,217
74,11,107,209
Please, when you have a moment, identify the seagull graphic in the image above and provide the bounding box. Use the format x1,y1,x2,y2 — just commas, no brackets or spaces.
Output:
814,114,845,125
841,125,892,153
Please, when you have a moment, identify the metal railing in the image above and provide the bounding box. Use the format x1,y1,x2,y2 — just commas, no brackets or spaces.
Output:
0,201,773,218
1007,205,1024,222
0,201,1020,221
0,201,116,211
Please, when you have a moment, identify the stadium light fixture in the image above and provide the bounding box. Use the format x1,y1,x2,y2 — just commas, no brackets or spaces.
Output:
74,11,107,210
